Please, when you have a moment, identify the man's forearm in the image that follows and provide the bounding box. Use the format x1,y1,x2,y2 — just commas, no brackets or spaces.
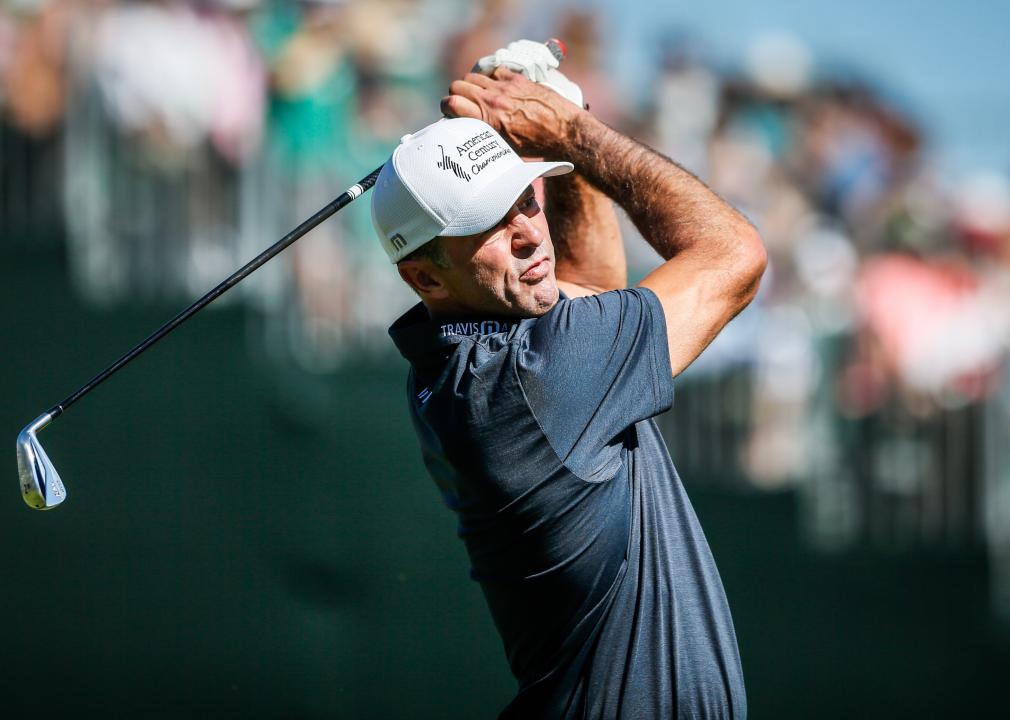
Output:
552,112,756,263
544,171,626,292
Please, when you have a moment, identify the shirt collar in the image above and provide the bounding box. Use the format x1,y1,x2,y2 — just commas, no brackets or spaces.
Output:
388,302,521,367
389,292,569,367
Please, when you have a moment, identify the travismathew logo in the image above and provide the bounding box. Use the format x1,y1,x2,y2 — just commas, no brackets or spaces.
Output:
440,320,513,337
437,145,471,182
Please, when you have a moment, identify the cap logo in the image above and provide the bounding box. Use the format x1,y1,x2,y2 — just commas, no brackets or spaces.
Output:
456,129,514,179
437,145,472,182
390,233,407,251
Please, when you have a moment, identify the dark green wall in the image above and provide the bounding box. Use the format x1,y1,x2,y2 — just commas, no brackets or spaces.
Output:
2,246,1007,718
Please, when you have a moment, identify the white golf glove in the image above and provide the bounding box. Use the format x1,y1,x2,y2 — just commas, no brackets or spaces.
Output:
473,39,584,108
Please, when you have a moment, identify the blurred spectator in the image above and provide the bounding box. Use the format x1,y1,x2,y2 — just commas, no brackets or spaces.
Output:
2,0,68,137
650,32,720,179
253,0,353,175
552,8,622,127
441,0,519,81
94,0,263,162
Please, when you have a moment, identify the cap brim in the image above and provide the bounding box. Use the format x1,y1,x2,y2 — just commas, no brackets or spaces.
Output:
439,160,574,237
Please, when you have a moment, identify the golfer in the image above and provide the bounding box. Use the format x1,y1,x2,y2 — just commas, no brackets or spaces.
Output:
373,41,766,719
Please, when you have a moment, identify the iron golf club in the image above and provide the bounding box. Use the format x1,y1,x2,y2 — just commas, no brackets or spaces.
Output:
17,37,568,510
16,166,382,510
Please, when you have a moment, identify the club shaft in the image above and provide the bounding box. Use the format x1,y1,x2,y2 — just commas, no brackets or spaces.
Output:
46,166,383,420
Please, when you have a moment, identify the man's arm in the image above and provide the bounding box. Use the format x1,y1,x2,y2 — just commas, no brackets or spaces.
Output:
442,68,767,377
545,172,627,296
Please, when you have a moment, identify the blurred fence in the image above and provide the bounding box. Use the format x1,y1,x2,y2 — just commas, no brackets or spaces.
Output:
0,121,62,243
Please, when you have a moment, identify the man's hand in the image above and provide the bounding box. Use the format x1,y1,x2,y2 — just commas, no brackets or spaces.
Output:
440,67,582,157
472,39,585,108
442,63,626,296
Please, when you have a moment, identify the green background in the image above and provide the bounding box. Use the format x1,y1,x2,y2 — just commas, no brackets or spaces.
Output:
2,244,1008,718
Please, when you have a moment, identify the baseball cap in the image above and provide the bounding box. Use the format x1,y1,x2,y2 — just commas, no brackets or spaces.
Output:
371,117,573,263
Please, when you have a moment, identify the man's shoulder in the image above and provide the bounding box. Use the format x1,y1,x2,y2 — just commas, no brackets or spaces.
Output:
524,287,665,348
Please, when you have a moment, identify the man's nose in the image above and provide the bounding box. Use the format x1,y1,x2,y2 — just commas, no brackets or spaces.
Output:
510,212,543,253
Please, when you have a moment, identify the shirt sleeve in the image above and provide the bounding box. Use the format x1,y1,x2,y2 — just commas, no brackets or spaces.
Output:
517,287,674,481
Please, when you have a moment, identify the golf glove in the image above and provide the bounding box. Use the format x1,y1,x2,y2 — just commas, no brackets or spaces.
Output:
473,39,584,108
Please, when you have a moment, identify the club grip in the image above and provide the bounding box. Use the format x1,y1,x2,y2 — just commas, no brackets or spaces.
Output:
545,38,567,63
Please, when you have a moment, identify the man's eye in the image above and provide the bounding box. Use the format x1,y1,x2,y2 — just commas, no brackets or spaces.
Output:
518,194,538,212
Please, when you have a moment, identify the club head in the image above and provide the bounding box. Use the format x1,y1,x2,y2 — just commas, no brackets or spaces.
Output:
16,413,66,510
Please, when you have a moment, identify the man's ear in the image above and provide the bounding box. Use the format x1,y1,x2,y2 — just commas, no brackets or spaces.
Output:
397,261,450,300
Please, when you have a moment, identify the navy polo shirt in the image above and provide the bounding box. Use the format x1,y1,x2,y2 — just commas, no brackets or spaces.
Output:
389,288,746,719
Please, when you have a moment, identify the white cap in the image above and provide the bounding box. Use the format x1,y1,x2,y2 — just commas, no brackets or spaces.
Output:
371,117,573,263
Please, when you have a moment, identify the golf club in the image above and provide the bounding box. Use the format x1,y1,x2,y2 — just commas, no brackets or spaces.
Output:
16,167,382,510
16,37,568,511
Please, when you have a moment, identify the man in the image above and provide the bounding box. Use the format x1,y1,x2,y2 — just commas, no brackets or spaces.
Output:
372,41,766,719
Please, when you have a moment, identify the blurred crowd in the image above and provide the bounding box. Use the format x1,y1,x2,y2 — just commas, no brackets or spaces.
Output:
3,1,1010,589
642,30,1010,592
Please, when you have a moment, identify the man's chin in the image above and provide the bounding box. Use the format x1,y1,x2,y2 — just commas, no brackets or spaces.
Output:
524,281,560,317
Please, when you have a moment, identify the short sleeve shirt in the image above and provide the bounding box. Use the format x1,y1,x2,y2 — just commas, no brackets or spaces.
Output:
389,288,746,719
